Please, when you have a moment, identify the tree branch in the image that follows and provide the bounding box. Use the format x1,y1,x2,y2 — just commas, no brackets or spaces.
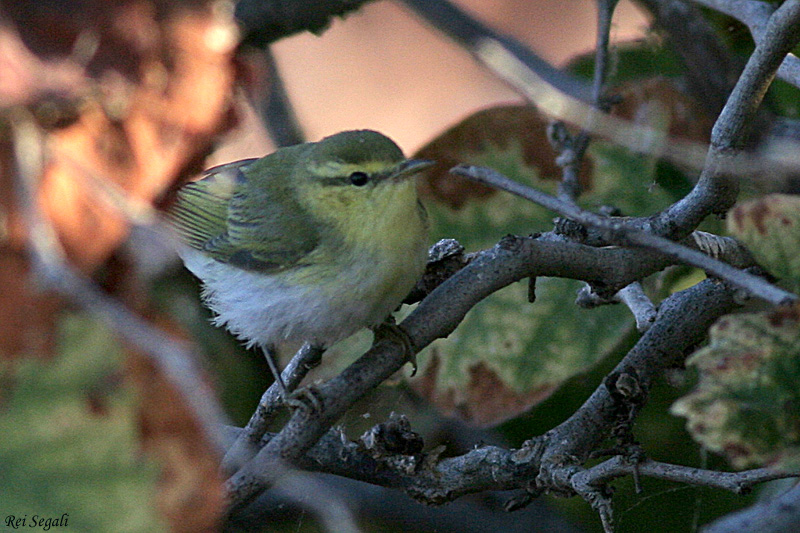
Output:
553,0,619,203
223,222,749,508
537,278,739,466
652,0,800,236
451,164,796,306
398,0,592,103
617,282,658,332
221,343,324,472
691,0,800,89
235,0,376,46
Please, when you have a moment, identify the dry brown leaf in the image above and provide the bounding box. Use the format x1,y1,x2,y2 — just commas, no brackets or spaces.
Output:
0,0,240,360
126,318,225,532
1,0,239,271
0,248,62,359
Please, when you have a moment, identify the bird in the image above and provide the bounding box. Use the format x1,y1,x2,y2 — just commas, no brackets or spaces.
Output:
168,130,431,395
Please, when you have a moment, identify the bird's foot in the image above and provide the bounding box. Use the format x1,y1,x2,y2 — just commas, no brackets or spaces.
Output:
371,318,418,376
285,383,324,414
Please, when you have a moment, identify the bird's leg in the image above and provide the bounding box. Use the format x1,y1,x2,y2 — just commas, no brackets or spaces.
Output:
371,316,418,376
273,342,324,413
262,343,288,397
263,343,326,413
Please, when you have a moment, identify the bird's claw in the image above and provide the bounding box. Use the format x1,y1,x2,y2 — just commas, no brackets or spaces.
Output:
285,384,324,414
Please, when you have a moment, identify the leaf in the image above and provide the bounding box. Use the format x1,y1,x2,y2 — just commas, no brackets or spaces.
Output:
671,306,800,470
407,105,675,426
567,39,685,84
415,104,593,209
0,250,62,359
728,194,800,291
0,313,165,531
0,1,239,271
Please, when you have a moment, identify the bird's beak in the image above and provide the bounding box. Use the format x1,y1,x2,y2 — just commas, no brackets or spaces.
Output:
392,159,435,181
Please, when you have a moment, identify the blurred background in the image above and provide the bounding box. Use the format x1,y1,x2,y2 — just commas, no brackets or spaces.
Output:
6,1,791,532
216,0,648,162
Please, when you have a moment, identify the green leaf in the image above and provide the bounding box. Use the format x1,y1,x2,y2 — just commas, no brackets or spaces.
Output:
728,194,800,292
0,313,164,531
671,307,800,470
408,106,674,426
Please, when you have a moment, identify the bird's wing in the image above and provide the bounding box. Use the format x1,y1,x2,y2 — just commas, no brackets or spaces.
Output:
169,157,320,272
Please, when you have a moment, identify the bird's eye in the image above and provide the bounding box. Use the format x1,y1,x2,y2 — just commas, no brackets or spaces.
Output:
348,171,369,186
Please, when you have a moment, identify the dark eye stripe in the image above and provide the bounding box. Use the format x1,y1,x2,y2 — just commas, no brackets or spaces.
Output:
318,172,378,186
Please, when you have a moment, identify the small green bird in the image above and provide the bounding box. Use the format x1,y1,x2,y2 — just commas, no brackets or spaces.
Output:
169,130,431,393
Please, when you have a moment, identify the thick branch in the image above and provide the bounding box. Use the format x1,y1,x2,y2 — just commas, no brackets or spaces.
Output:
219,269,798,504
653,0,800,235
539,277,739,465
235,0,375,46
224,228,746,507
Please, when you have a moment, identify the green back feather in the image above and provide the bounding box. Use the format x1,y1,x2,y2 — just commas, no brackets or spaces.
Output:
169,147,320,272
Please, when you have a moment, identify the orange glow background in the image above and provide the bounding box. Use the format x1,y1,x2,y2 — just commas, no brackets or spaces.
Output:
213,0,649,163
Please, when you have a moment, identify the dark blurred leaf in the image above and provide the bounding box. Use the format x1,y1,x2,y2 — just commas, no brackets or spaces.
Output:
568,39,685,84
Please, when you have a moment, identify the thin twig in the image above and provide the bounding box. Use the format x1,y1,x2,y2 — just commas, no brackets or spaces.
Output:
555,0,619,203
471,35,710,170
451,164,797,306
572,456,799,494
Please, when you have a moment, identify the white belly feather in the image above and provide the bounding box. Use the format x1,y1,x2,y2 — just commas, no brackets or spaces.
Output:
180,241,424,350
